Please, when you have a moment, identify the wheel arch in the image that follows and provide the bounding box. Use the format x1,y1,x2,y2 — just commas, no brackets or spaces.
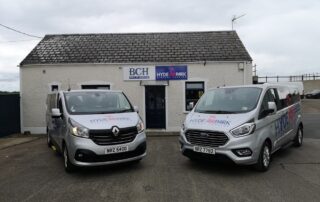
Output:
299,122,303,130
264,138,272,151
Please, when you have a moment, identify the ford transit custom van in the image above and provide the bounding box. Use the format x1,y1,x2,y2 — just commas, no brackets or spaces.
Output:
179,84,303,171
46,90,146,172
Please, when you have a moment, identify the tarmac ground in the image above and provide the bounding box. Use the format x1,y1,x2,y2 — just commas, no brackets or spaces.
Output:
0,99,319,202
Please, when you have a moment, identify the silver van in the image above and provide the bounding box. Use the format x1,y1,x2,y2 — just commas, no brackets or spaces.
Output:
46,90,146,172
179,84,303,171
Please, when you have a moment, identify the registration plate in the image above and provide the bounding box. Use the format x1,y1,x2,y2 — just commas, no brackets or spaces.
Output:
193,146,215,155
105,145,129,154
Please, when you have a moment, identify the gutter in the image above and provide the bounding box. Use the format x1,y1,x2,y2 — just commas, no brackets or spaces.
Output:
19,60,252,67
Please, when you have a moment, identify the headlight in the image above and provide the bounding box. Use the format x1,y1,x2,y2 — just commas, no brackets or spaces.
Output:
136,120,144,133
69,119,89,138
231,122,255,137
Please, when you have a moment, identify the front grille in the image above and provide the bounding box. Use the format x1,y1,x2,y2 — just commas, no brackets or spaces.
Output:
89,126,138,146
185,130,229,147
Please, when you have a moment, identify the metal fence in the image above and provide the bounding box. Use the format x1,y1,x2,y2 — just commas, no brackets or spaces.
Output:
257,73,320,83
0,93,20,137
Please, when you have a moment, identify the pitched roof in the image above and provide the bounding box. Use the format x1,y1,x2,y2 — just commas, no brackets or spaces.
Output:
20,31,252,66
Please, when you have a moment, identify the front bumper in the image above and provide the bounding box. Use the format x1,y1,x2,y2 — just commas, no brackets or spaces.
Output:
66,131,147,167
179,130,260,165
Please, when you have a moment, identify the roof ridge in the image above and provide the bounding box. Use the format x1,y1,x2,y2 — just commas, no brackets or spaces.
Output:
44,30,236,37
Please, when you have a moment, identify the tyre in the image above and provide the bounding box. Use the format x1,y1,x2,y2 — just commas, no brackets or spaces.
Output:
254,141,271,172
293,126,303,147
47,127,52,148
63,145,77,173
187,155,201,162
132,159,142,164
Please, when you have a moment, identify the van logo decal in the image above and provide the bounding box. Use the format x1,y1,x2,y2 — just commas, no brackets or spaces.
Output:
189,116,230,127
90,116,131,124
111,126,120,137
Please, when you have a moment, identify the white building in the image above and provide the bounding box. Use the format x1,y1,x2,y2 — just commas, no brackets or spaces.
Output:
19,31,252,134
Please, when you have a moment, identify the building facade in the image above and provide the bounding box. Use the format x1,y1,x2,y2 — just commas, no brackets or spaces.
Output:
19,31,252,134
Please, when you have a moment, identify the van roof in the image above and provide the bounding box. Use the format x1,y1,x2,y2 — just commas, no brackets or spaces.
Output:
52,89,124,93
210,83,299,91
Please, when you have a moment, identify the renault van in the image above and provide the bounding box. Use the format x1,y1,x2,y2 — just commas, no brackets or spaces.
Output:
46,90,146,172
179,84,303,171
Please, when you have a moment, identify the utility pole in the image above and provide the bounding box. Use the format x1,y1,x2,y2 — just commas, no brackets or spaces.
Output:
252,64,258,84
232,14,246,30
253,64,257,76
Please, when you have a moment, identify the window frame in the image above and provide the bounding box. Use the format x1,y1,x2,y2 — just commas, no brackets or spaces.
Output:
51,85,59,92
81,84,111,90
185,81,205,111
259,89,274,120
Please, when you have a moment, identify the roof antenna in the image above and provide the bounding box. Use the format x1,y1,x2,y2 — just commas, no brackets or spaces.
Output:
67,79,71,91
232,14,246,30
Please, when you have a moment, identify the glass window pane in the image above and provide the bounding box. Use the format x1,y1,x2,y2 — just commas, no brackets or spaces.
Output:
81,85,110,90
194,87,262,113
186,83,204,89
185,82,204,111
51,85,58,92
64,92,132,114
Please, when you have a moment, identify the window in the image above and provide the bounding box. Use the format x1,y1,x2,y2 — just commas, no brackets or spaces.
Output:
64,91,133,115
51,85,59,92
259,89,277,119
290,89,300,104
269,88,281,110
81,85,110,90
277,86,290,110
195,87,262,114
185,82,204,111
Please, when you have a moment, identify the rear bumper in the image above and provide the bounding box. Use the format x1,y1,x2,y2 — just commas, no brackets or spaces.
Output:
66,131,147,166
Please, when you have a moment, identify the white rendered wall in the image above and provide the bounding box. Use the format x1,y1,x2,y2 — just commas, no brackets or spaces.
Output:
20,61,252,134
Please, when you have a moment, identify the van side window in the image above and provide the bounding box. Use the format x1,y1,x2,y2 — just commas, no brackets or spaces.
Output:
259,90,274,119
291,89,300,104
269,89,281,110
277,86,290,110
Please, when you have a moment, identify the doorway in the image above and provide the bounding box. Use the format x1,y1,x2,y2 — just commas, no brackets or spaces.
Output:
145,86,166,129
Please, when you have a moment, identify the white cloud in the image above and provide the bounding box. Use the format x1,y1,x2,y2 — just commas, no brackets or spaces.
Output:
0,0,319,91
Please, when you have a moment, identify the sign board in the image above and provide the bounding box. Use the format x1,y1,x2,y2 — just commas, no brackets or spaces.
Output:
155,66,188,80
123,66,155,80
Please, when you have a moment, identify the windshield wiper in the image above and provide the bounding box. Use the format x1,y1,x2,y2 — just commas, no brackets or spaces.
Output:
197,110,236,114
93,111,117,114
117,109,133,113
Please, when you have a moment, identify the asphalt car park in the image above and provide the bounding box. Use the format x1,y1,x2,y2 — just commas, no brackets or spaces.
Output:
0,100,319,202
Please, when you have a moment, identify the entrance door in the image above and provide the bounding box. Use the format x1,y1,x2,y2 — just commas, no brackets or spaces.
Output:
145,86,166,129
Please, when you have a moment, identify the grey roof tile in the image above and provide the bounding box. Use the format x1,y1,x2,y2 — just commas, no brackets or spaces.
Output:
20,31,252,65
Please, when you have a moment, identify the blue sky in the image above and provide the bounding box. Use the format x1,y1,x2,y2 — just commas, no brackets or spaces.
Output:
0,0,319,91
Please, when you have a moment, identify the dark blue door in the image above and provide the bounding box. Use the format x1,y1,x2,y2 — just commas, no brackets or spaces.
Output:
145,86,166,129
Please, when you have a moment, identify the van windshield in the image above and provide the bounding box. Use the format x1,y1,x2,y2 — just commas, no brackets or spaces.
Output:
194,87,262,114
64,91,133,115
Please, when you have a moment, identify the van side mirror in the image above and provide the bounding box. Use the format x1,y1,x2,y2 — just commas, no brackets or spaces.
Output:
187,102,194,111
267,102,277,114
133,106,139,113
51,108,61,118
